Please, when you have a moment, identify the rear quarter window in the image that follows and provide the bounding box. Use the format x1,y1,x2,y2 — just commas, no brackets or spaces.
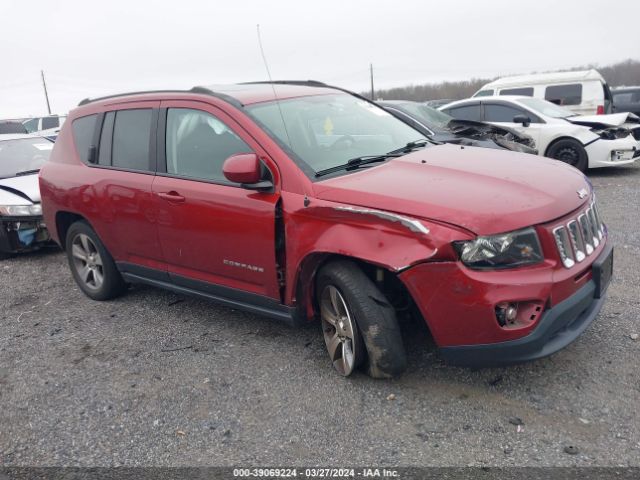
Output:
474,90,494,97
545,84,583,106
72,114,99,164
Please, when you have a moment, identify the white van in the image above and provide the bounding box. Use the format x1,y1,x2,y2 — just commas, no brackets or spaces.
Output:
473,69,613,116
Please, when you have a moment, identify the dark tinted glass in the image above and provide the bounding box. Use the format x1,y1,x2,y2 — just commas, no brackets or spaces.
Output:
545,84,583,106
98,112,115,166
613,93,633,104
483,104,527,122
500,87,534,96
445,104,481,121
72,114,98,164
42,116,59,129
0,122,28,134
166,108,252,182
112,109,152,171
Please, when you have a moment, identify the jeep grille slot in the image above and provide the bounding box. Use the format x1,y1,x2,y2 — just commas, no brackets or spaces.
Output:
554,199,605,269
553,226,574,269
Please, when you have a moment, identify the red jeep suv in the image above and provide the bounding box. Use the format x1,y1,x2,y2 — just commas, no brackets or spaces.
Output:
39,81,613,378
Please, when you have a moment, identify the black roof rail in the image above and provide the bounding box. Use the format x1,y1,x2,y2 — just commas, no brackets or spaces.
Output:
239,80,376,104
241,80,329,88
77,87,244,108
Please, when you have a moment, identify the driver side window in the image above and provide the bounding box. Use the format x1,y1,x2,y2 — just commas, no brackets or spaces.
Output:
483,104,541,124
165,108,253,183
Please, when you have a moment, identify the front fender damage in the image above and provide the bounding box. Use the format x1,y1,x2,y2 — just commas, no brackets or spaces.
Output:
282,192,471,312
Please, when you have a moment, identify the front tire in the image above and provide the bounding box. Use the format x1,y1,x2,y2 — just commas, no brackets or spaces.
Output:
65,221,126,301
316,260,407,378
546,138,588,172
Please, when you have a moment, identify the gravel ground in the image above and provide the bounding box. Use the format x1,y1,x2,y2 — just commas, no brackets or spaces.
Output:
0,163,639,468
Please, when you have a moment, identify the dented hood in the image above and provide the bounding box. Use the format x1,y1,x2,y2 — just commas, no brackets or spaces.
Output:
566,112,640,128
313,144,590,235
0,174,40,205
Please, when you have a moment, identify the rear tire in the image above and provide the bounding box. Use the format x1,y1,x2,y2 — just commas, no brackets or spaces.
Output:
316,260,407,378
0,251,12,261
65,221,126,301
546,138,588,172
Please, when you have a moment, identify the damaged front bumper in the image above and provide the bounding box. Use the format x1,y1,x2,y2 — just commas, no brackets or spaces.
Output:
0,216,50,255
585,135,638,168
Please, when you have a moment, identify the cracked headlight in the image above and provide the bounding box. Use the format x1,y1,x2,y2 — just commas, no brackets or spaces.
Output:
0,204,42,216
453,227,543,270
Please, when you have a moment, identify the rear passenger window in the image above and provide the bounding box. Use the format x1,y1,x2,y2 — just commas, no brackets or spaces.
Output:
112,109,152,171
165,108,252,183
72,114,99,164
545,84,583,106
445,104,481,121
500,87,534,96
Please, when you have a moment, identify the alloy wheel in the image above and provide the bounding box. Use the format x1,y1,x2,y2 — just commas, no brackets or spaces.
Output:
320,285,359,376
70,233,104,290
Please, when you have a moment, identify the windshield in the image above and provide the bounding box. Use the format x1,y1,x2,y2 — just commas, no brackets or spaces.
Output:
22,118,39,133
0,138,53,178
245,93,426,176
397,103,454,130
518,97,576,118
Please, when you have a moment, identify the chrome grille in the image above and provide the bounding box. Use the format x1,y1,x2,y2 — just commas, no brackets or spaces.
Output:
553,198,605,269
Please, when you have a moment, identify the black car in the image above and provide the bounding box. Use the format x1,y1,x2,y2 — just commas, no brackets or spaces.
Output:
0,121,28,135
613,87,640,116
378,100,537,154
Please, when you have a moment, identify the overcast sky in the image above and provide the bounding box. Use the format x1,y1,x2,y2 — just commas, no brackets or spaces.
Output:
1,0,638,118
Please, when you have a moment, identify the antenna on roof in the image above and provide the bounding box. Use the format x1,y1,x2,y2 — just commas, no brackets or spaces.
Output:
256,24,292,148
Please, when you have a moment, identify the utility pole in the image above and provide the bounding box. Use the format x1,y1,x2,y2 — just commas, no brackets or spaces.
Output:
369,63,375,101
41,70,51,115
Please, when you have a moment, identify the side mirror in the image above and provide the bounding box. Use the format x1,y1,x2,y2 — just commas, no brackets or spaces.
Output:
222,153,273,191
512,114,531,127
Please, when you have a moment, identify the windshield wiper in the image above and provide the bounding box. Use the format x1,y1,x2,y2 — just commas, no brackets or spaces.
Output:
315,154,403,177
315,139,431,178
385,138,431,155
15,169,40,177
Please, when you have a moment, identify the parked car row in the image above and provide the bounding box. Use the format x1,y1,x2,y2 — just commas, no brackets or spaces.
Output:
23,80,613,380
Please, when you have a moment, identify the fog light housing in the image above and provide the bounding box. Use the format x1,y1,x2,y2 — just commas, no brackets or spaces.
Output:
495,302,518,327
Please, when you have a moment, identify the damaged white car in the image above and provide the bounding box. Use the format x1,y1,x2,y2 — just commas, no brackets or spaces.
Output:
0,135,52,259
441,96,640,172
